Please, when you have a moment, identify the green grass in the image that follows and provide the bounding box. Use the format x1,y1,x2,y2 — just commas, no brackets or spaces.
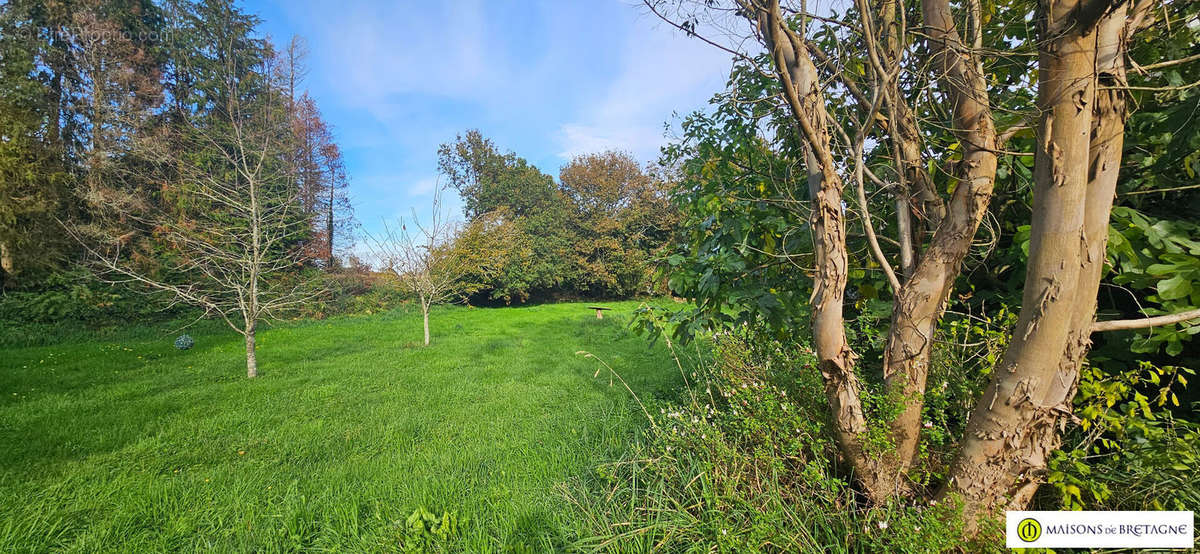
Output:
0,301,681,552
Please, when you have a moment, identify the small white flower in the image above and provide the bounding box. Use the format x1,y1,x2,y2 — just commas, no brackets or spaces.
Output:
929,499,938,506
722,529,728,535
923,421,934,429
877,521,888,530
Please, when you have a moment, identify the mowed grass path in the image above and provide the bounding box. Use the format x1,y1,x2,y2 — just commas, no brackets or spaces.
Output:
0,301,680,552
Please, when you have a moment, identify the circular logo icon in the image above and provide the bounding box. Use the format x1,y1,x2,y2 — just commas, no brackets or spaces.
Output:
1017,518,1042,542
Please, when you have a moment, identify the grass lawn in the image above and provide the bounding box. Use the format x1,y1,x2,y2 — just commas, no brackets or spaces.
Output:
0,301,681,552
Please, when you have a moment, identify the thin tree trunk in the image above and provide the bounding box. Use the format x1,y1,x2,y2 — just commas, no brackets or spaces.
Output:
944,0,1109,524
327,185,335,267
892,100,945,239
422,302,430,346
48,26,64,151
894,194,916,278
876,0,945,241
245,325,258,378
248,150,263,377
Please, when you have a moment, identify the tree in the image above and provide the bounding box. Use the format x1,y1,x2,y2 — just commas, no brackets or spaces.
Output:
559,151,678,296
0,0,163,288
436,131,573,302
945,0,1142,518
437,129,506,220
279,35,308,111
291,95,352,268
160,0,267,119
437,134,676,301
74,41,315,378
0,3,70,289
448,209,526,297
646,0,1196,529
438,129,562,220
364,184,472,346
317,138,353,268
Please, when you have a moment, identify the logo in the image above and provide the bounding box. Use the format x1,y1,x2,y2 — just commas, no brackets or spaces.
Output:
1017,518,1042,542
1007,511,1193,548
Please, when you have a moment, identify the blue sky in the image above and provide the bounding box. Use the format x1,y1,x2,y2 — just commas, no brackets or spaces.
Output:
241,0,736,248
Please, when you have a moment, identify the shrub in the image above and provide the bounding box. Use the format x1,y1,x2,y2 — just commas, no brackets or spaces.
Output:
1046,361,1199,512
283,268,408,319
577,300,1197,551
0,269,178,325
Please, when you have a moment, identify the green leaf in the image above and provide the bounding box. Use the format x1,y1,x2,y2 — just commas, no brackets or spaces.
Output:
1157,275,1192,301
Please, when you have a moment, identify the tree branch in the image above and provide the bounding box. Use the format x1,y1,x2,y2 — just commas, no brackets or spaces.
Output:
1092,308,1200,332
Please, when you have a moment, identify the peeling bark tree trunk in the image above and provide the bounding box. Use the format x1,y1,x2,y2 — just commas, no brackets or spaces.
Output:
727,0,1135,520
749,0,884,500
746,0,1000,502
944,0,1129,524
876,0,1000,487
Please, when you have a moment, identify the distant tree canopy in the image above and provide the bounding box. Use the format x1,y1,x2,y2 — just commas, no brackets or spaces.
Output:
437,131,678,303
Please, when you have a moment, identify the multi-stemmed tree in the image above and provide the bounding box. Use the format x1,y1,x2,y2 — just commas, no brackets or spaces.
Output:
647,0,1198,528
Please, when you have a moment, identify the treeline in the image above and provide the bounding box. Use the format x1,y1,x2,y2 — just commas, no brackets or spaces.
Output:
0,0,353,294
439,130,678,303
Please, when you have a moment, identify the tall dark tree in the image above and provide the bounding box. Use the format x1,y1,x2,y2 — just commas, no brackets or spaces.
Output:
0,2,71,288
0,0,163,288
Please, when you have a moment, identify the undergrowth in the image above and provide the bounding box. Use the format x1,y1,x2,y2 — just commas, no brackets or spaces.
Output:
568,327,976,553
570,307,1199,552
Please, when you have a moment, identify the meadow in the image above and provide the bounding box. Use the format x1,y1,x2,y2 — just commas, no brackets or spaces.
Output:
0,302,681,552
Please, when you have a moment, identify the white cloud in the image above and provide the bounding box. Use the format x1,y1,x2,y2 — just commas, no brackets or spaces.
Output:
557,122,665,160
312,2,494,105
555,11,734,162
